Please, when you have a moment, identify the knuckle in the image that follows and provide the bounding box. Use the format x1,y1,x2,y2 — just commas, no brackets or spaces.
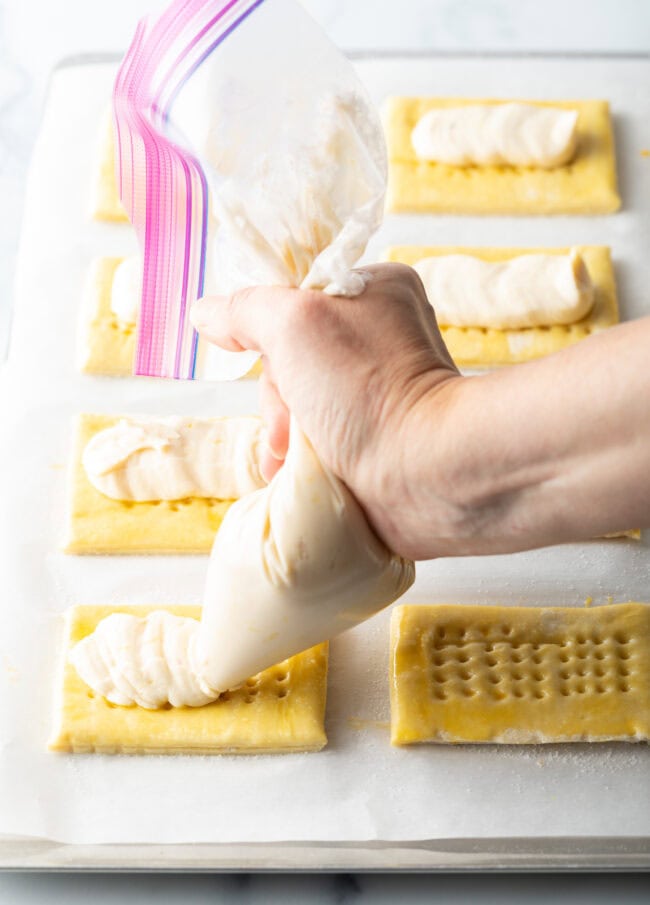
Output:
284,289,326,334
228,285,256,319
368,262,426,303
396,262,425,294
390,261,416,281
390,263,429,310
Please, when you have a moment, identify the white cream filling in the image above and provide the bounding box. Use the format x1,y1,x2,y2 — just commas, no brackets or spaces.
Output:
72,428,415,707
70,611,217,709
411,103,579,168
414,250,594,329
82,416,265,502
172,81,387,302
110,255,141,325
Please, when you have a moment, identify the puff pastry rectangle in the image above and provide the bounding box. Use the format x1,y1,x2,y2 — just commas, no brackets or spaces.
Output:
49,605,328,754
65,414,234,554
390,603,650,745
384,245,619,367
91,112,128,222
385,97,620,215
79,258,136,376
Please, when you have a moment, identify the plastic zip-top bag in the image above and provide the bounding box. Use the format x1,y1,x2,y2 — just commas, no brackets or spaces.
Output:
114,0,387,380
102,0,415,697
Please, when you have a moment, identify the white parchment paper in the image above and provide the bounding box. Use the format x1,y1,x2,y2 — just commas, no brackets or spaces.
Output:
0,56,649,845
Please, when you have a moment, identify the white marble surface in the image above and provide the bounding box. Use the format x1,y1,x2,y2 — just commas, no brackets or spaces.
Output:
1,0,650,899
0,872,649,902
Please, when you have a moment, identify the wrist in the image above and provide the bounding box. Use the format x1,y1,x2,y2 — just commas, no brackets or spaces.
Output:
359,368,470,558
387,368,563,558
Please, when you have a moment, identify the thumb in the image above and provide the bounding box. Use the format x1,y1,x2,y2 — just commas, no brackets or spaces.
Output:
190,285,302,355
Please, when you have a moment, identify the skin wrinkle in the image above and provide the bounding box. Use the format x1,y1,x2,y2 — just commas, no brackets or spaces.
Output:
366,375,477,557
418,387,594,553
278,294,382,475
351,274,463,552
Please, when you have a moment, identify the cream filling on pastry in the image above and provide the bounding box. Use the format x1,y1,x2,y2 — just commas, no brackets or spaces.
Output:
72,428,414,707
70,611,217,709
411,103,578,168
414,250,594,328
82,416,265,502
110,255,141,325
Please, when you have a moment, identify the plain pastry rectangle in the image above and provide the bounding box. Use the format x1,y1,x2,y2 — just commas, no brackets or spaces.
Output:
385,97,621,215
79,257,136,376
49,605,328,755
65,414,237,554
383,245,619,367
90,111,129,222
390,603,650,745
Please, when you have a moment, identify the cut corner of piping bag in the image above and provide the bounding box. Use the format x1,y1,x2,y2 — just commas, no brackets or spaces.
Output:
323,269,372,298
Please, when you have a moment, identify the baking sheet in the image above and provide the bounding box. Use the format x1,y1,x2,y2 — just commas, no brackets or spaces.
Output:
1,54,649,848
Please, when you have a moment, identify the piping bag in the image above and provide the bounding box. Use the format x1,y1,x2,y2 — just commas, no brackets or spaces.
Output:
107,0,415,695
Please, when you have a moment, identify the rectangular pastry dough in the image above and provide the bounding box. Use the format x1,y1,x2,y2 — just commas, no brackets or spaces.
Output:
49,605,328,754
384,245,618,367
390,602,650,745
79,257,136,376
79,257,262,378
91,111,129,222
65,414,235,554
385,97,620,215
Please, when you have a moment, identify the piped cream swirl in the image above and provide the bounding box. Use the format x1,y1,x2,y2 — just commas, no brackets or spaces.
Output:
414,249,594,329
70,612,218,709
82,416,265,502
411,103,579,168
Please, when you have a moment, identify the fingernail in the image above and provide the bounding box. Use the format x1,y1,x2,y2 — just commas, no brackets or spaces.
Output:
260,450,283,484
261,427,285,462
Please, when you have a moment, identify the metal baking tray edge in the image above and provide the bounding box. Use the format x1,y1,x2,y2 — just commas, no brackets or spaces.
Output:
1,835,649,871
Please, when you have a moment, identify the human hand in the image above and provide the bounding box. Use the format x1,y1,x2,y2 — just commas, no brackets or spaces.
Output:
190,263,461,555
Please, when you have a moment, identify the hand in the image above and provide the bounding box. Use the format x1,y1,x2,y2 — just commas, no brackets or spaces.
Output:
191,263,461,555
192,265,650,560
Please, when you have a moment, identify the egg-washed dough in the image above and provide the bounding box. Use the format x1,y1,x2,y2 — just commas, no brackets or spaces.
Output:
91,111,129,222
65,414,238,554
390,603,650,745
49,605,328,754
79,257,262,378
384,245,618,367
79,258,135,376
385,97,620,215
